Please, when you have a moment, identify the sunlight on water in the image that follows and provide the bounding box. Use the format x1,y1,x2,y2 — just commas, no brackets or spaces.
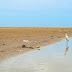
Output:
0,38,72,72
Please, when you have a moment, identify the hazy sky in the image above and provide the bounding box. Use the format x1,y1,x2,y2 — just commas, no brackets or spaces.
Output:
0,0,72,27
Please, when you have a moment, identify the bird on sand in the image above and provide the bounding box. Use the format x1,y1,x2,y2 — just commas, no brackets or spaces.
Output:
65,33,69,47
65,33,69,41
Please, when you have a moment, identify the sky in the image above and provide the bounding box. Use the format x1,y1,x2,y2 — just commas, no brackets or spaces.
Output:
0,0,72,27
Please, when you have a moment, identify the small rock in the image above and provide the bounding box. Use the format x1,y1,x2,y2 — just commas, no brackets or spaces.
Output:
3,44,5,45
58,37,60,38
36,46,41,48
3,44,8,45
22,45,26,48
0,51,4,52
51,36,53,37
38,49,40,50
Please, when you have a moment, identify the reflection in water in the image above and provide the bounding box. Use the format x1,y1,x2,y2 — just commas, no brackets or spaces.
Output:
65,46,69,56
66,40,69,48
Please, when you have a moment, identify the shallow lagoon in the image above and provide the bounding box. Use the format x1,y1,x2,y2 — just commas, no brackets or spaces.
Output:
0,38,72,72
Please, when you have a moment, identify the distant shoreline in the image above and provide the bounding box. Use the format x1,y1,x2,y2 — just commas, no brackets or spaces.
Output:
0,27,72,28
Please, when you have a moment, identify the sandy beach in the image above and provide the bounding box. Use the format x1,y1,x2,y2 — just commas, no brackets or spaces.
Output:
0,27,72,61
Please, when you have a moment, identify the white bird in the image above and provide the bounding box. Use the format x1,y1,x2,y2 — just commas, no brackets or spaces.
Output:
65,33,69,48
65,33,69,41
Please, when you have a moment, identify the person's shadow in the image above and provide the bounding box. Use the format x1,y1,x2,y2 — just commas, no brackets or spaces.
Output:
65,46,69,56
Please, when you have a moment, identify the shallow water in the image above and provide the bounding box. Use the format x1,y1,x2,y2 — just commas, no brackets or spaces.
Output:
0,38,72,72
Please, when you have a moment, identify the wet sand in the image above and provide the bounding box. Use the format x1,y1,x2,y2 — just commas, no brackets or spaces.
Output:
0,38,72,72
0,27,72,61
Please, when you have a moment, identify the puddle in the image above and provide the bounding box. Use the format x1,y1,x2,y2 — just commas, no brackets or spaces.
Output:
0,38,72,72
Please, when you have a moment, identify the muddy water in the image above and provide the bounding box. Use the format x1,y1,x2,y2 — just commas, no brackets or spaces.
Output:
0,38,72,72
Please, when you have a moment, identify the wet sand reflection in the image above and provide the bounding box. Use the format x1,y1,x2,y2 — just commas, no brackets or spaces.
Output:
65,46,69,56
66,40,69,48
